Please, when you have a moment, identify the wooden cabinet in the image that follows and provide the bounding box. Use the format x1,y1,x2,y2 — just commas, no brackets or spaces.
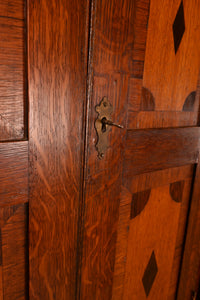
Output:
0,0,199,299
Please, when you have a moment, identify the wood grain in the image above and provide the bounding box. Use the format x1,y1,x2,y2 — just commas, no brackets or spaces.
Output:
124,127,200,177
126,0,200,129
168,178,192,299
78,1,150,299
143,0,200,112
0,141,28,206
28,0,89,298
112,165,193,300
0,203,28,300
130,189,151,219
177,155,200,299
122,180,192,300
0,0,24,20
0,0,27,141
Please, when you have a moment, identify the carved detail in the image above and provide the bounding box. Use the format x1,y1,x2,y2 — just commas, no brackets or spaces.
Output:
130,189,151,219
182,91,196,111
140,87,155,111
170,180,184,203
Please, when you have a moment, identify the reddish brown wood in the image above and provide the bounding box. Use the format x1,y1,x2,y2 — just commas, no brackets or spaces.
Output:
0,142,28,206
122,180,192,300
0,0,26,141
124,127,200,177
140,87,155,111
112,165,194,300
177,155,200,299
79,1,150,299
182,91,196,112
0,0,24,20
28,0,89,298
168,178,193,299
130,189,151,219
143,0,200,113
170,181,184,203
0,203,28,299
127,0,200,130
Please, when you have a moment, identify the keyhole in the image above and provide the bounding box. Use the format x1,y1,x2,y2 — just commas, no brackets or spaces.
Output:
101,117,107,133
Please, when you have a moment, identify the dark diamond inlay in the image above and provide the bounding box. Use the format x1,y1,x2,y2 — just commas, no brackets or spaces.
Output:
142,251,158,297
173,1,185,54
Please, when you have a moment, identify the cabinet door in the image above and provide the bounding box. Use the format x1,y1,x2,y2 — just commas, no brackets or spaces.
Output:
78,1,200,299
28,0,90,299
27,0,200,299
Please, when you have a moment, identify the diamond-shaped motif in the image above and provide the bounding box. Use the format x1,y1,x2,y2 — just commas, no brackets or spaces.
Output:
142,251,158,297
173,1,185,54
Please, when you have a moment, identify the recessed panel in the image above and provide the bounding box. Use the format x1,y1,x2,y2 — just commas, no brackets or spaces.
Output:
112,165,194,299
127,0,200,129
0,0,26,141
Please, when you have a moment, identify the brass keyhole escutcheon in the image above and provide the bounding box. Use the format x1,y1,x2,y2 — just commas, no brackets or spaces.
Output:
95,97,123,159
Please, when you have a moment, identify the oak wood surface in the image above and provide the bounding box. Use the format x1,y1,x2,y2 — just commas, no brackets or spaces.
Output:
0,0,24,20
112,165,194,300
143,0,200,112
177,154,200,300
122,178,192,300
28,0,89,298
0,0,26,141
0,203,28,300
0,141,28,206
79,1,150,299
124,127,200,177
127,0,200,130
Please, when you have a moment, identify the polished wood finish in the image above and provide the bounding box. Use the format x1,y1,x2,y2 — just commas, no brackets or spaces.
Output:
143,0,200,112
79,1,149,299
122,176,192,300
0,0,26,141
124,127,200,177
112,165,193,300
78,0,200,299
0,0,24,19
0,143,28,299
127,0,200,130
28,0,89,298
177,154,200,299
0,142,28,206
0,204,28,299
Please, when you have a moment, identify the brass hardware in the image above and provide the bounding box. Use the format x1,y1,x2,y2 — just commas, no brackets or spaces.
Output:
95,97,123,159
101,117,123,129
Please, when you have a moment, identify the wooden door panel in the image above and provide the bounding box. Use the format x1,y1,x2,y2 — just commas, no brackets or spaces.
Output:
143,0,200,111
0,0,27,141
127,0,200,129
78,0,142,297
0,142,28,206
79,0,200,299
177,154,200,299
0,141,28,299
113,165,194,300
28,0,90,298
125,180,191,300
0,203,28,300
